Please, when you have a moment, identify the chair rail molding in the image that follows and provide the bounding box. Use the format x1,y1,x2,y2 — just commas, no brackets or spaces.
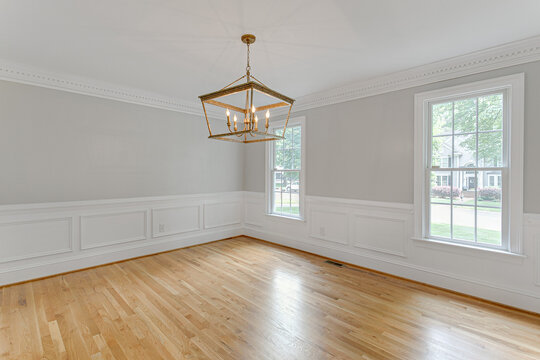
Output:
2,36,540,116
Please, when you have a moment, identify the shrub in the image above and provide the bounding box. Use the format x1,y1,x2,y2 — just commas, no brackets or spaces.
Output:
478,187,501,201
432,186,461,198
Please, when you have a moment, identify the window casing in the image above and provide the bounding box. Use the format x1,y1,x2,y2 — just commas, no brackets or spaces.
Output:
414,74,524,253
266,117,305,220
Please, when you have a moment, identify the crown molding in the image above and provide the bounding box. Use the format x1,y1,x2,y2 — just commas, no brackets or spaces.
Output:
288,35,540,113
0,59,208,116
1,36,540,117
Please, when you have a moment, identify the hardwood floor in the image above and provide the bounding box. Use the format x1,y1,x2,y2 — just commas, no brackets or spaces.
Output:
1,237,539,359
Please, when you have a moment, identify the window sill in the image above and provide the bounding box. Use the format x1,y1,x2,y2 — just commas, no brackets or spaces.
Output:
265,213,306,223
412,237,526,263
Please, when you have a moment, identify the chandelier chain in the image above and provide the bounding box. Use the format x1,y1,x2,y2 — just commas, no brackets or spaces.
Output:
246,43,251,77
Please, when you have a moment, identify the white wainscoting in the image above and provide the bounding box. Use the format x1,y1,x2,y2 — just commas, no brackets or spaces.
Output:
525,213,540,287
80,210,148,250
204,201,242,229
152,205,201,238
243,192,540,313
1,190,539,313
309,206,349,245
351,208,410,258
0,216,73,263
244,200,265,228
0,192,243,286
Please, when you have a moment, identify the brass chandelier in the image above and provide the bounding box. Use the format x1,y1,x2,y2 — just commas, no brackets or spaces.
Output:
199,34,295,143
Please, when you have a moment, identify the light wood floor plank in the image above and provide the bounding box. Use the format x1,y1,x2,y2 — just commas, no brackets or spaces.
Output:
1,237,540,359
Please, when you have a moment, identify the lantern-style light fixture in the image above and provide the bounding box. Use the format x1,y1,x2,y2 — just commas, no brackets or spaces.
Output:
199,34,295,143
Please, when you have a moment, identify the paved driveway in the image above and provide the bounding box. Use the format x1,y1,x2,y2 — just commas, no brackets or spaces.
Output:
431,204,501,231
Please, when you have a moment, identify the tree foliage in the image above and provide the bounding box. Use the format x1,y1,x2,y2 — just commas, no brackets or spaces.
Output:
431,93,503,167
274,126,301,188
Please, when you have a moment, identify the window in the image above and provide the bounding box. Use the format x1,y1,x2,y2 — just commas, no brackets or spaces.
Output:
414,74,524,253
488,174,501,187
440,156,452,168
266,117,305,219
436,175,450,186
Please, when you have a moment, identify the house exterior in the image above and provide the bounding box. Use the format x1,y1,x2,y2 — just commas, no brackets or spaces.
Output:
433,137,501,193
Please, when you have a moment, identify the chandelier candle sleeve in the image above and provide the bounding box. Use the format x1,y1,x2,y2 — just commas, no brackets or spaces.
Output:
198,34,294,143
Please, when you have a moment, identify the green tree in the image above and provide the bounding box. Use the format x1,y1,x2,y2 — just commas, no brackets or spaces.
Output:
274,127,301,189
431,102,452,166
455,94,503,167
433,94,503,167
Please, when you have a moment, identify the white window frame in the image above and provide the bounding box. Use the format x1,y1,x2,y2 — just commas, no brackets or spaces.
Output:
265,116,306,220
414,74,524,254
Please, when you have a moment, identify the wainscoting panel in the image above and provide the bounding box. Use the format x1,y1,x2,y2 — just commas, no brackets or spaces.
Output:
351,210,408,257
536,231,540,287
0,217,73,263
204,201,242,229
152,205,200,238
244,201,264,227
309,206,349,245
0,192,243,286
80,210,148,250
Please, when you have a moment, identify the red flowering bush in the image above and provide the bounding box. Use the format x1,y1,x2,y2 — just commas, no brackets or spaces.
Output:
478,187,501,201
432,186,462,198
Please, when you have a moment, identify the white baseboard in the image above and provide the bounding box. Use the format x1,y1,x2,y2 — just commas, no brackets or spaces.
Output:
245,227,540,314
1,227,241,286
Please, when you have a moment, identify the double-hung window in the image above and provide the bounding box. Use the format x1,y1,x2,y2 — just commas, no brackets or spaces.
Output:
266,117,305,219
414,74,524,253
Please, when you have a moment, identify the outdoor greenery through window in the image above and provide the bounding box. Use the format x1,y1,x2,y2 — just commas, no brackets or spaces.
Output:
271,124,301,218
429,92,505,247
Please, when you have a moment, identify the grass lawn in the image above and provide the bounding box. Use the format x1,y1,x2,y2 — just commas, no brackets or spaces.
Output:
273,192,300,216
431,197,501,212
431,223,501,245
275,206,300,215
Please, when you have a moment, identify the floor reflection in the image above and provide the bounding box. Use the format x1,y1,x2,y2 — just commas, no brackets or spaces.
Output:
269,269,305,354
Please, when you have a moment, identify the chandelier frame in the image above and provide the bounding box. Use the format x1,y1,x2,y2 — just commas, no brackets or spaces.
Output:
198,34,295,144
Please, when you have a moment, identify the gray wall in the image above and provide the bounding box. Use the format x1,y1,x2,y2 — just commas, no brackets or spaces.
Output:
4,61,540,212
0,81,244,204
244,60,540,213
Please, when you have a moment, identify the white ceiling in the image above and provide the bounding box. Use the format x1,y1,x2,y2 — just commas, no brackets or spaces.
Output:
2,0,540,102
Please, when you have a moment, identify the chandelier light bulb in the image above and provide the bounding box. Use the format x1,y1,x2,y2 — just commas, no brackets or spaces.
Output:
226,109,230,116
266,110,270,118
251,105,256,113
